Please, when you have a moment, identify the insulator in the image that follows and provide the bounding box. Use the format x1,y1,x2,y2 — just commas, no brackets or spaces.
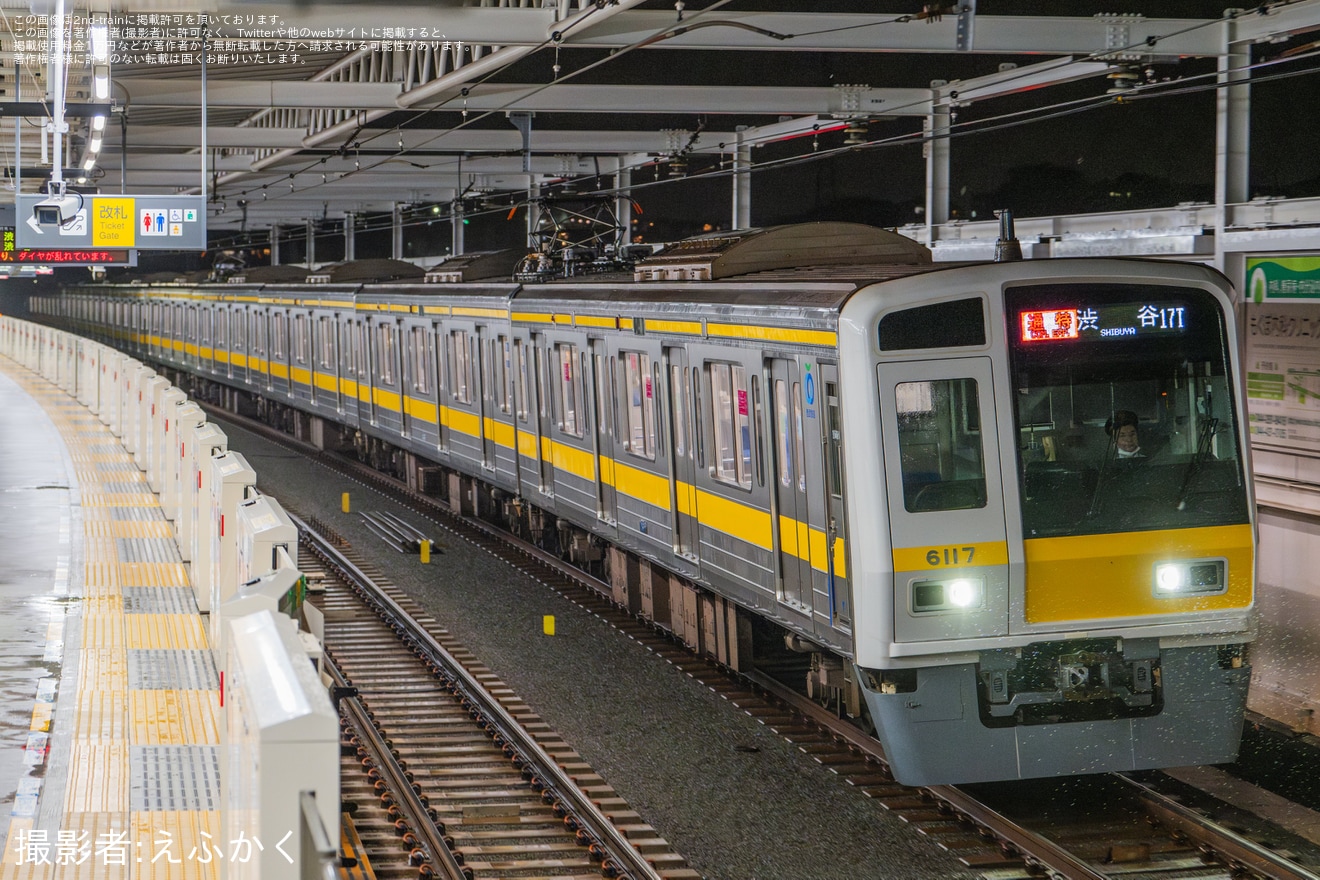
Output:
1106,66,1141,94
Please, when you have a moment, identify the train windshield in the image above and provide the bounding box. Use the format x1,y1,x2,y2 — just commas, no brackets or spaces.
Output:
1006,283,1248,539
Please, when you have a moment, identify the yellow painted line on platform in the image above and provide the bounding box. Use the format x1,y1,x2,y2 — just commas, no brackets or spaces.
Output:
0,819,49,879
86,521,175,538
65,742,130,812
118,563,190,588
84,494,158,507
130,811,222,880
131,691,219,745
74,688,127,740
79,648,128,689
125,614,209,650
81,612,126,651
84,593,122,611
43,813,132,880
84,562,121,595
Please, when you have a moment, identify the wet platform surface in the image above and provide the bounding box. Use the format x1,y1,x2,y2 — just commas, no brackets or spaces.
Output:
0,358,221,879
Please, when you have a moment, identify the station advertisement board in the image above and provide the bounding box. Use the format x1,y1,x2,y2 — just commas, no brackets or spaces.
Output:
15,194,206,250
1244,256,1320,451
1246,256,1320,302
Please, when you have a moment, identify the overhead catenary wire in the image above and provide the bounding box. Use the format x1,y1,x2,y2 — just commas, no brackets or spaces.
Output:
206,1,1318,250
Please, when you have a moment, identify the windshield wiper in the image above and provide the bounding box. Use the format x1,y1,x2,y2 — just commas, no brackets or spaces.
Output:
1175,417,1218,512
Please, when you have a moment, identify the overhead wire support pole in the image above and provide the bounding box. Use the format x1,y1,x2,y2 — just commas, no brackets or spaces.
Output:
49,0,67,188
201,24,208,202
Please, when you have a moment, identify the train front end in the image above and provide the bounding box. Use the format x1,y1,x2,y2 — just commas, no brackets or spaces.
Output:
841,259,1255,785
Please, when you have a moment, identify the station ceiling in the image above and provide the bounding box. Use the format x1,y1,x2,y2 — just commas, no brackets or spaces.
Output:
6,0,1320,233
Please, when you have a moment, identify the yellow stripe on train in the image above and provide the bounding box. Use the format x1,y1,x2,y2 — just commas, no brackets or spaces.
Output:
1023,524,1253,623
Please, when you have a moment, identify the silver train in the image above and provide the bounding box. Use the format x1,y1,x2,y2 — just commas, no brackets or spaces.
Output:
39,222,1256,785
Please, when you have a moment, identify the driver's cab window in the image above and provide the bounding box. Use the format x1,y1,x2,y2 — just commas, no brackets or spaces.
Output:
895,378,986,513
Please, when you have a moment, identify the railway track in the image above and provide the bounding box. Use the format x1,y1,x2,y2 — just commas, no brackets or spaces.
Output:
203,403,1320,880
301,515,697,880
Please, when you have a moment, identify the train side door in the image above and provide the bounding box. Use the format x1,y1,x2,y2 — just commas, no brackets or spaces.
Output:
819,363,851,628
357,319,374,424
769,358,813,613
879,358,1009,642
434,324,449,451
665,346,697,558
533,333,555,492
590,339,617,523
337,317,355,418
477,326,497,469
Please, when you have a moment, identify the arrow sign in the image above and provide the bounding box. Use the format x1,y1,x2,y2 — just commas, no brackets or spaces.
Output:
25,214,44,236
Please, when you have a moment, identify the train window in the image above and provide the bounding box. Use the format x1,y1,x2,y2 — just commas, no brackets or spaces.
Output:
449,331,471,403
670,364,687,458
622,351,655,459
710,362,752,489
879,298,986,351
317,316,335,369
376,323,397,386
515,339,529,422
825,381,843,499
895,378,987,513
536,346,550,420
496,335,511,413
792,382,806,492
251,311,265,356
692,367,705,468
217,309,227,349
557,343,583,437
775,379,792,487
294,314,309,364
272,312,287,359
751,375,764,487
355,322,369,383
594,350,609,439
411,327,430,393
231,310,244,349
341,324,354,376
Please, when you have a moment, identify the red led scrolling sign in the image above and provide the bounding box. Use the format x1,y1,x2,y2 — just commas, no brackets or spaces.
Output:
1020,309,1079,342
0,248,132,265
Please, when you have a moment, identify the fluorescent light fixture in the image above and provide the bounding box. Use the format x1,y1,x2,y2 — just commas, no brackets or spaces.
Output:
89,133,102,153
89,21,109,62
91,115,105,132
82,157,95,171
92,66,109,100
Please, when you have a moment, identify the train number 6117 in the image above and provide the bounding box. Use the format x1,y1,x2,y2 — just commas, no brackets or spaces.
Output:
926,546,975,566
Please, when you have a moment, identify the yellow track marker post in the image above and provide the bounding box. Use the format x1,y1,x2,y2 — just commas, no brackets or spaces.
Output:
341,492,350,513
543,615,555,636
420,540,431,564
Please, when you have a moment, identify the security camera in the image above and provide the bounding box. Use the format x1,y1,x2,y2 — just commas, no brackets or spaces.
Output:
33,183,82,226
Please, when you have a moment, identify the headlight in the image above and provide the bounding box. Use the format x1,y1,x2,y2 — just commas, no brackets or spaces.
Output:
1153,559,1226,597
912,577,985,613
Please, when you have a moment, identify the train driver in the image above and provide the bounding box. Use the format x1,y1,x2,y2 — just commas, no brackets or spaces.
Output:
1108,410,1144,459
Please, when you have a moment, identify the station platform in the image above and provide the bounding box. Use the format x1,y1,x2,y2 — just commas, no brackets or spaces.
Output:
0,356,221,879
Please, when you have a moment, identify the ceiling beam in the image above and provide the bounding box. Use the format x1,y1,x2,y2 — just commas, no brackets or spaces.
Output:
198,7,1237,56
121,78,933,116
113,126,766,154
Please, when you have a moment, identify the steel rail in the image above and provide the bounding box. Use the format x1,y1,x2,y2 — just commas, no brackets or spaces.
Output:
324,656,468,880
296,514,666,880
1116,773,1320,880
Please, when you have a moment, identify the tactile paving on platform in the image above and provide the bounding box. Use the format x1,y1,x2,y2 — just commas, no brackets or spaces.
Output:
0,359,222,880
